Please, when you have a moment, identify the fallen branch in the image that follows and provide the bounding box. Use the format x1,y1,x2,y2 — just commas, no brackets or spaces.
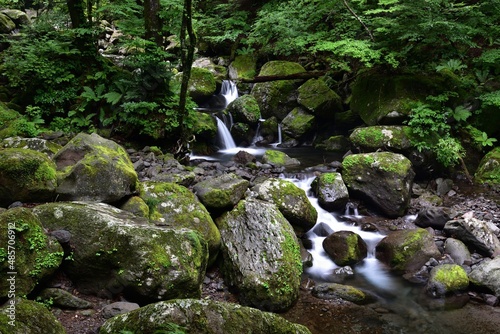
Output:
238,71,327,83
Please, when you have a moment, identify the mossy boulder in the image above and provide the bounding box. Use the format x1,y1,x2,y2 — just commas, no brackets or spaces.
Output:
226,94,261,124
426,264,469,297
281,107,315,142
0,103,21,139
175,67,217,104
261,149,300,168
322,231,368,266
475,147,500,184
312,172,349,211
297,78,343,120
229,54,257,81
312,282,372,304
253,177,317,234
140,181,221,266
193,173,249,214
375,228,441,273
350,73,444,125
216,199,302,312
1,9,31,27
341,152,415,217
468,256,500,297
0,148,58,207
32,202,208,304
349,126,413,152
192,111,217,141
0,12,15,34
0,298,66,334
119,196,150,218
314,135,351,153
192,57,227,83
251,61,305,120
53,133,138,203
1,136,62,157
0,208,64,299
99,298,311,334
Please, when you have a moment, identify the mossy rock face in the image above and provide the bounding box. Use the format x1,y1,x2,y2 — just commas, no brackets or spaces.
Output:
119,196,150,218
314,135,351,153
312,283,371,304
193,57,227,83
475,147,500,184
375,228,441,273
193,173,249,213
177,67,217,104
323,231,368,266
1,136,62,157
312,172,349,211
297,78,343,120
216,199,302,312
281,107,315,140
54,133,139,203
251,61,305,120
349,126,413,152
254,178,317,234
191,111,217,141
426,264,469,297
0,148,58,207
140,181,220,267
350,73,444,125
0,12,15,33
229,55,257,81
0,298,66,334
32,202,208,304
226,94,261,124
100,298,312,334
342,152,415,217
0,208,64,299
261,150,300,168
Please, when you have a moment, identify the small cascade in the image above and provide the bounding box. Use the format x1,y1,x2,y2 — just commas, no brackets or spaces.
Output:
270,123,282,147
344,202,359,216
220,80,238,107
216,117,236,150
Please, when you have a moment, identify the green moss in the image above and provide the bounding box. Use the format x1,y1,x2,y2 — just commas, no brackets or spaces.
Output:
392,229,426,268
231,55,257,80
475,147,500,184
321,173,337,184
262,150,286,165
433,264,468,291
0,148,57,188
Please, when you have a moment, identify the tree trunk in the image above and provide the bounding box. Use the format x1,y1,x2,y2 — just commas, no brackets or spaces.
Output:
66,0,86,29
175,0,196,163
144,0,163,46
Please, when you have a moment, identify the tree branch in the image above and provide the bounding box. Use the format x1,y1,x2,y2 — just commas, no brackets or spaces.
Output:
238,71,326,83
342,0,374,42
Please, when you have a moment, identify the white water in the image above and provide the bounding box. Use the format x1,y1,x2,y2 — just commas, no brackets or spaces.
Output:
283,175,400,293
216,117,237,150
270,123,282,147
221,80,238,106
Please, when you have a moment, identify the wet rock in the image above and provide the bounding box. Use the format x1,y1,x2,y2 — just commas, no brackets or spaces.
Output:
312,172,349,211
312,282,372,304
425,264,469,297
414,207,451,229
443,212,500,257
100,298,311,334
323,231,367,266
38,288,92,309
469,256,500,297
193,173,249,213
375,228,441,273
310,222,334,237
444,238,472,265
261,149,301,168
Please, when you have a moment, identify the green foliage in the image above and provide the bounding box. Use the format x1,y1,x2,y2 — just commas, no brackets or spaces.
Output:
435,137,465,168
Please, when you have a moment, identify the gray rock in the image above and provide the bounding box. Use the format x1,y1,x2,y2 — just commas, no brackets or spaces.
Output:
100,299,311,334
193,173,249,213
323,231,367,266
312,283,372,304
38,288,92,309
102,301,140,319
444,238,472,265
0,298,65,333
312,172,349,211
414,207,451,229
425,264,469,297
444,213,500,257
216,199,302,312
469,257,500,297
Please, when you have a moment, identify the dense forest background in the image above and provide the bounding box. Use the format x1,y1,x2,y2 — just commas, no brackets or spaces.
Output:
0,0,499,170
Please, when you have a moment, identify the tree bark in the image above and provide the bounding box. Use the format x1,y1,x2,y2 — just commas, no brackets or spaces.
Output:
144,0,163,46
175,0,196,162
66,0,86,29
239,71,326,83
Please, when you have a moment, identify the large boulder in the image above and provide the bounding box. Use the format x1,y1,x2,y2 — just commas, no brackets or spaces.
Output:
0,148,58,207
312,172,349,211
349,126,413,153
53,133,138,203
193,173,249,213
443,213,500,257
281,107,315,145
297,78,343,120
140,181,221,266
1,136,62,157
251,61,305,120
0,298,66,334
375,228,441,273
0,12,15,34
425,264,469,297
261,149,300,168
469,256,500,297
99,298,311,334
0,9,31,27
226,94,261,125
341,152,415,217
322,231,367,266
32,202,208,304
475,147,500,185
229,55,257,81
216,199,302,312
0,208,64,299
253,177,317,234
175,67,217,104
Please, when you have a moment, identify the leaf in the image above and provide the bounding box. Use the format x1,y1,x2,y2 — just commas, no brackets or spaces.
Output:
452,106,472,122
104,91,123,105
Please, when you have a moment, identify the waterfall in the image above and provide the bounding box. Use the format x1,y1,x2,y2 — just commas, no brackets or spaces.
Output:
216,117,236,150
221,80,238,107
270,123,282,147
